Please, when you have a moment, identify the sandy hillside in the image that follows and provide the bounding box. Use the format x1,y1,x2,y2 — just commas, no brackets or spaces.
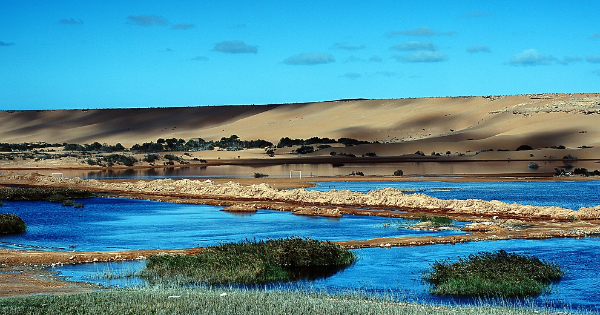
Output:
1,93,599,158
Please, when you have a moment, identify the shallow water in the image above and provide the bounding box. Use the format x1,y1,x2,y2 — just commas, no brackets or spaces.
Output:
0,198,463,251
4,180,600,311
310,180,600,210
56,238,600,311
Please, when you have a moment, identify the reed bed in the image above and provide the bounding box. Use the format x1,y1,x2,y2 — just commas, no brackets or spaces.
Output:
424,250,564,298
142,236,356,285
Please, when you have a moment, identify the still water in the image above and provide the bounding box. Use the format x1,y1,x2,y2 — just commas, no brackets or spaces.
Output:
2,180,600,311
0,198,463,251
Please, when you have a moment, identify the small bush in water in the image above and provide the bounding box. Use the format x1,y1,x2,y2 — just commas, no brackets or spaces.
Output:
424,250,563,298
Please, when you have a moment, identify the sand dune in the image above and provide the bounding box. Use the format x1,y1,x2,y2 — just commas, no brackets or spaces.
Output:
1,94,599,160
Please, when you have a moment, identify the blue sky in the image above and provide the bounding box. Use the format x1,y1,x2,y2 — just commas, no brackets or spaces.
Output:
1,0,599,110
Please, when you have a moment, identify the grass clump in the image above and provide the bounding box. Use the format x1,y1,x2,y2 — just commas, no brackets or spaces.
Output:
142,236,355,285
418,215,453,228
424,250,563,298
0,187,95,203
0,213,26,234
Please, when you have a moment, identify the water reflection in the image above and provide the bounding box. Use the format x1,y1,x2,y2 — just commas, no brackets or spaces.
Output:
33,160,600,179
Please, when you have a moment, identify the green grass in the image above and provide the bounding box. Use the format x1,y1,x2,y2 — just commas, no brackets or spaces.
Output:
141,237,356,285
424,250,564,298
0,286,584,315
0,213,26,234
418,215,454,228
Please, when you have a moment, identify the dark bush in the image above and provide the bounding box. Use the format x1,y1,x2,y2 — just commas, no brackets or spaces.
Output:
563,154,577,160
144,153,161,163
516,145,534,151
295,146,314,154
254,173,268,178
0,213,26,234
393,170,404,176
363,152,377,157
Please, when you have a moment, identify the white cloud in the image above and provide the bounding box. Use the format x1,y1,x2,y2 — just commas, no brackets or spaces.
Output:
126,15,169,26
213,40,258,54
466,45,490,53
391,41,437,51
341,72,361,79
369,55,383,62
191,56,208,61
462,9,492,18
387,26,454,37
334,42,366,50
589,32,600,39
59,18,83,25
508,49,555,66
394,51,448,63
172,23,195,30
586,55,600,63
283,53,335,65
557,56,582,65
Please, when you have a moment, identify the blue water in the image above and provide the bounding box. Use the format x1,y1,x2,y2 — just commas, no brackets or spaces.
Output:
0,198,462,251
310,180,600,210
3,180,600,311
57,238,600,311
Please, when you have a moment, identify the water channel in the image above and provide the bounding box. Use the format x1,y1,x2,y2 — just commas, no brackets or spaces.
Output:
1,180,600,311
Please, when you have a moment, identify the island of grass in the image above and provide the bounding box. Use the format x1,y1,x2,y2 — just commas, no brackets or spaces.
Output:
424,250,563,298
0,213,26,235
142,236,356,285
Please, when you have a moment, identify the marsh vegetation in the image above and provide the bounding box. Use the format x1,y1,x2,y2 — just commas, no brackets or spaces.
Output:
142,237,355,285
424,250,563,298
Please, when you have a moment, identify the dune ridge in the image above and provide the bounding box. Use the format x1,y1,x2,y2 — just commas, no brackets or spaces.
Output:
1,94,599,155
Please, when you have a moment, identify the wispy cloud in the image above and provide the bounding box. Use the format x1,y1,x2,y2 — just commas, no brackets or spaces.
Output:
341,72,361,79
592,69,600,76
334,42,366,50
0,41,15,47
466,45,490,53
393,51,448,63
59,18,83,25
213,40,257,54
556,56,582,65
191,56,209,61
391,41,437,51
586,55,600,63
387,26,455,37
344,55,383,63
369,55,383,62
283,53,335,65
462,9,492,18
164,48,174,52
375,71,398,77
588,32,600,39
172,23,195,30
126,15,169,26
508,49,555,66
233,23,247,28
